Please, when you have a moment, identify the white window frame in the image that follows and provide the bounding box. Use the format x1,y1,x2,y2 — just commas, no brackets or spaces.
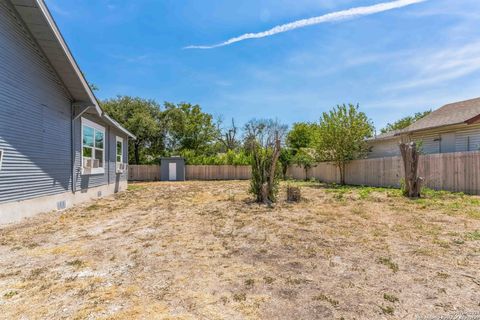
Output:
115,136,126,173
116,136,124,164
81,118,105,175
0,149,3,171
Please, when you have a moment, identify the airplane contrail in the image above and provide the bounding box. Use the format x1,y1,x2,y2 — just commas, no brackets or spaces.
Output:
185,0,427,49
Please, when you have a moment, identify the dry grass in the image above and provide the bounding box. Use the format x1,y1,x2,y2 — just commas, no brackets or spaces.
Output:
0,181,479,319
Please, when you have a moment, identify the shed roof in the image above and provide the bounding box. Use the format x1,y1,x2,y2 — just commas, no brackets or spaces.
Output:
9,0,135,139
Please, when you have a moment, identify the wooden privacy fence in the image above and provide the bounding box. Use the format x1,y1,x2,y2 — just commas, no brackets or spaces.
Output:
128,165,251,181
129,152,480,194
287,151,480,194
186,165,251,180
128,165,161,181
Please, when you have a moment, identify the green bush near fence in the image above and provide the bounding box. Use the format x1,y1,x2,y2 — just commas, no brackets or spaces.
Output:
180,150,252,166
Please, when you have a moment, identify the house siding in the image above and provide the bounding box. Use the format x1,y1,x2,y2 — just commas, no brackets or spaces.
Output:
368,123,480,158
0,1,72,203
367,138,401,159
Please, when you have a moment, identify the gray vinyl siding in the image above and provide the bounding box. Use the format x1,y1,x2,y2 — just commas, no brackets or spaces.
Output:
455,126,480,152
0,2,72,203
368,139,401,159
411,132,440,154
411,124,480,154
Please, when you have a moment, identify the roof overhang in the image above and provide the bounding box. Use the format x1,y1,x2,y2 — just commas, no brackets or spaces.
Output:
9,0,136,139
466,114,480,125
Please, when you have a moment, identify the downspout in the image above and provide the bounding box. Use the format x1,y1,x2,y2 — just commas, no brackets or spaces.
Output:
71,103,94,194
71,103,75,194
107,125,110,185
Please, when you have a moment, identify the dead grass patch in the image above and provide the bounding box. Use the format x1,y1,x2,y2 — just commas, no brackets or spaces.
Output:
0,181,478,319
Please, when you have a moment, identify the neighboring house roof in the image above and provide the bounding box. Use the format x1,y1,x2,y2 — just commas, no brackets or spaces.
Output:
369,97,480,142
403,97,480,133
9,0,135,139
367,130,401,142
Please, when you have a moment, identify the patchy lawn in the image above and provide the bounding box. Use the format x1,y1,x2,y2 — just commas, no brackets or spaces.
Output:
0,181,479,319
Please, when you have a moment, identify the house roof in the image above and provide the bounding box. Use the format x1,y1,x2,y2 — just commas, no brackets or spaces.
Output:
367,129,401,141
403,97,480,133
370,97,480,142
9,0,136,139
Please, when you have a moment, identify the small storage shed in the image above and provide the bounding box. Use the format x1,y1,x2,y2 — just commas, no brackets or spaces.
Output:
161,157,186,181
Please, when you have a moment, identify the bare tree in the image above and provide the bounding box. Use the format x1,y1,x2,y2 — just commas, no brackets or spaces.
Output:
244,119,287,204
220,118,239,151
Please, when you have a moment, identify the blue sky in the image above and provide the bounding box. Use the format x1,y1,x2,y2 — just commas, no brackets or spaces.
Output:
46,0,480,132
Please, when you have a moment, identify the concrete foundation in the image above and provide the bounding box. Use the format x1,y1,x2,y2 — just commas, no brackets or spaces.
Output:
0,181,128,225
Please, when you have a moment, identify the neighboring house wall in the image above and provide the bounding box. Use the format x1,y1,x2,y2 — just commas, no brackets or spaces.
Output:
368,123,480,158
410,123,480,154
0,1,72,203
368,138,401,159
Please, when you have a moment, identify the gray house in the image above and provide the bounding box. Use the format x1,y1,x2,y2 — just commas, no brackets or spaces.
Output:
368,98,480,158
0,0,135,224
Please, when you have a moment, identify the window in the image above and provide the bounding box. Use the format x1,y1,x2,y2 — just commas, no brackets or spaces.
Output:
0,149,3,171
116,137,124,163
115,136,126,173
82,118,105,175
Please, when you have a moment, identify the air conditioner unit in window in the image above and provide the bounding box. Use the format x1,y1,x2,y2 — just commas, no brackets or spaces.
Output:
83,158,92,174
116,162,126,174
83,158,101,174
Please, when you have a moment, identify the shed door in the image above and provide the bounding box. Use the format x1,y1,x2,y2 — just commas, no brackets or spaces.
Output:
169,163,177,181
440,133,456,153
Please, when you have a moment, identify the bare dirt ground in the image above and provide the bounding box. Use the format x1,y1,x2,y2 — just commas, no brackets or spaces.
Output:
0,181,479,320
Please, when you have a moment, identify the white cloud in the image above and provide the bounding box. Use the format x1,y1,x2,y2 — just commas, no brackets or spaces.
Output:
386,41,480,90
185,0,427,49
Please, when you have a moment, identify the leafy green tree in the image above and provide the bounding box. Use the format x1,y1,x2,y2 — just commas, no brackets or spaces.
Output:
181,149,251,165
315,104,374,185
287,122,319,151
163,102,220,154
381,110,431,134
278,148,293,179
292,148,316,180
101,96,162,164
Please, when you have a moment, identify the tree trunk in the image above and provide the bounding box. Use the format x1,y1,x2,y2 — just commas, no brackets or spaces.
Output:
260,183,269,203
400,142,424,198
339,163,346,185
134,142,140,165
282,165,288,180
264,136,281,204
